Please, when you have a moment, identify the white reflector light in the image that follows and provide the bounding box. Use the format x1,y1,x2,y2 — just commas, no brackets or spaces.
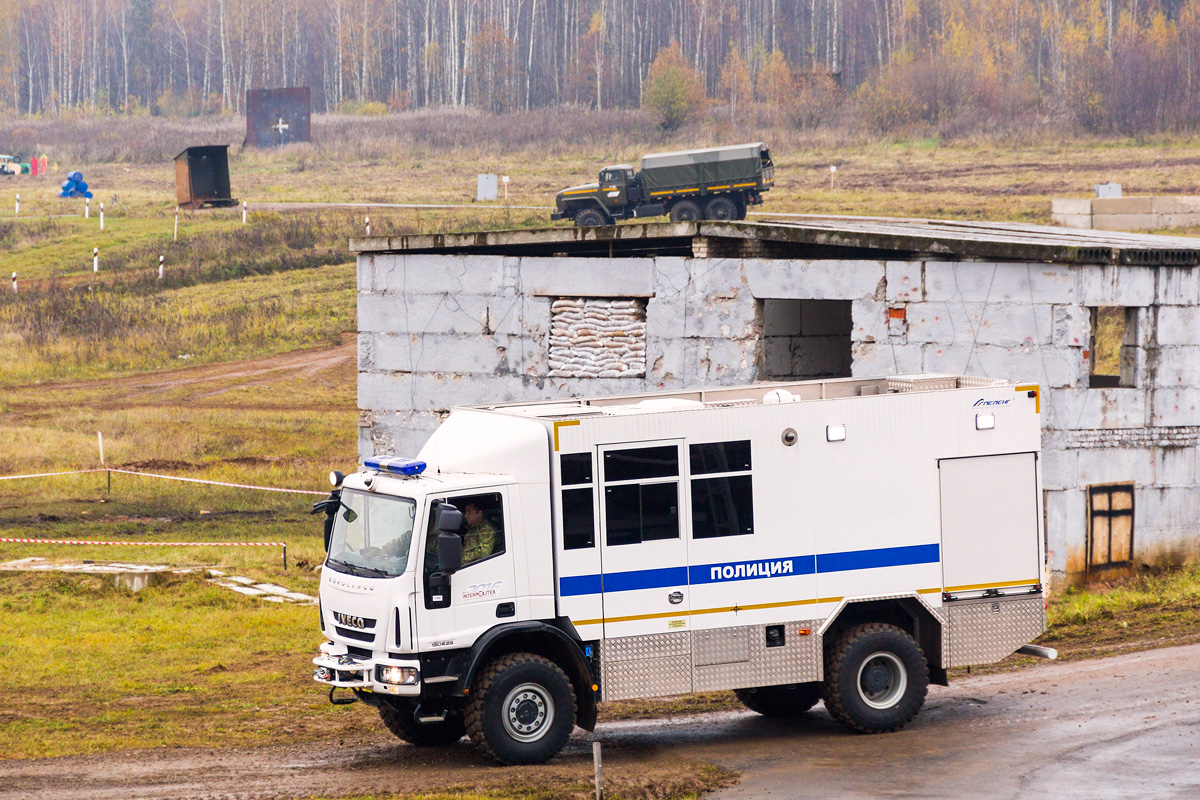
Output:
976,413,996,430
826,424,847,442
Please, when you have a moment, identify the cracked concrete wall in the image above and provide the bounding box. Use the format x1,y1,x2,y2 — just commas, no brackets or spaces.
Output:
358,252,1200,585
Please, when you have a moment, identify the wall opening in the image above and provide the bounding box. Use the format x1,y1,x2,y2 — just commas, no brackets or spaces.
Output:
1089,307,1138,388
1087,483,1135,575
757,299,852,380
548,297,647,378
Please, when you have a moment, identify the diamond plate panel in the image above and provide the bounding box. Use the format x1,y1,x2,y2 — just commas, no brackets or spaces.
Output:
600,632,692,701
694,627,750,666
693,621,823,693
946,597,1045,667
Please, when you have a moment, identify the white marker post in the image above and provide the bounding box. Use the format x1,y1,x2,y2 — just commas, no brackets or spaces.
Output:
365,216,371,236
830,165,837,190
593,741,603,800
99,202,105,231
174,207,179,241
14,194,19,216
10,272,16,294
242,200,247,224
502,175,510,200
85,197,90,218
93,247,99,273
158,255,164,280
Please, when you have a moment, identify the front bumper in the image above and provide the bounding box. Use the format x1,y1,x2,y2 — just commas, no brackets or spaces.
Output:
550,210,566,220
312,642,421,697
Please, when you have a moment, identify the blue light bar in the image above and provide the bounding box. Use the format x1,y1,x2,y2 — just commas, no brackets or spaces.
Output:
363,456,426,476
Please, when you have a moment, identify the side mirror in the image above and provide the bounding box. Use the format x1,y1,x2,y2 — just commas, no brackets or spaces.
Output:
437,531,463,574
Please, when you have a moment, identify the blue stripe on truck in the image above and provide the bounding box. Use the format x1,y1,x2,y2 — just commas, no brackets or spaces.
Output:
558,543,939,597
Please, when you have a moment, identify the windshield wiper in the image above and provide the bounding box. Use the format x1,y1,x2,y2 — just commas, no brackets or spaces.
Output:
326,558,391,578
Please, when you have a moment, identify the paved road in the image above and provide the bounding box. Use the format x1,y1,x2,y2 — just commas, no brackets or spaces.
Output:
607,643,1200,799
5,644,1199,799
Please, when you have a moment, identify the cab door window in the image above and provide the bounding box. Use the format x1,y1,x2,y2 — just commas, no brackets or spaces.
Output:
424,492,506,574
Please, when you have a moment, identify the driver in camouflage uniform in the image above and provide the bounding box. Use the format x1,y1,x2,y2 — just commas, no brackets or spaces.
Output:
461,500,498,564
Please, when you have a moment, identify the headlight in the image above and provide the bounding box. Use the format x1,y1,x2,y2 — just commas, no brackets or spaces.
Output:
377,665,420,685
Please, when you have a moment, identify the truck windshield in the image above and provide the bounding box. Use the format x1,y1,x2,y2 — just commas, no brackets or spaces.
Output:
325,489,417,579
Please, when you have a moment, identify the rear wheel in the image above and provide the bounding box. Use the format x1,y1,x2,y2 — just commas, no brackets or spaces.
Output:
735,682,822,716
378,701,466,746
465,653,576,765
704,195,738,221
669,199,702,222
822,623,929,734
574,208,609,227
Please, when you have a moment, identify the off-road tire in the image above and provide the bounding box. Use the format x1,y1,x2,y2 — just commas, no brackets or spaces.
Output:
669,199,703,222
465,652,577,765
704,195,739,221
822,623,929,734
734,682,823,717
574,208,609,227
378,701,466,746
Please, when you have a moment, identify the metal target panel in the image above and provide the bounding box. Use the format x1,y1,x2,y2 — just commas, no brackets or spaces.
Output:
245,87,312,148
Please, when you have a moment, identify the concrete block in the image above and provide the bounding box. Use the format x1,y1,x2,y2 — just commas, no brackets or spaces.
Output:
373,254,506,295
886,261,923,302
1158,446,1197,487
1150,196,1200,214
1040,446,1079,491
925,261,1077,304
684,288,757,339
373,332,524,375
1047,388,1149,430
1080,265,1157,306
1052,214,1092,229
1076,447,1156,486
357,255,375,292
1134,487,1200,567
689,336,761,382
1091,213,1158,231
357,332,374,371
522,258,654,297
358,292,538,337
1053,305,1090,349
744,259,885,301
1051,198,1093,215
905,302,1052,347
850,298,888,343
850,339,923,376
1159,214,1200,228
1151,388,1200,427
1154,306,1200,345
921,342,1079,390
645,337,688,387
1152,346,1200,388
1157,267,1200,306
1093,197,1153,215
361,371,552,412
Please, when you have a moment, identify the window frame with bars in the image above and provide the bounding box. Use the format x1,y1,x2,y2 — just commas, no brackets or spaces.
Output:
1086,483,1135,575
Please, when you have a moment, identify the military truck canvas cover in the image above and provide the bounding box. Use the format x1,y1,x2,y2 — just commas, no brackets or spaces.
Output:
639,142,769,192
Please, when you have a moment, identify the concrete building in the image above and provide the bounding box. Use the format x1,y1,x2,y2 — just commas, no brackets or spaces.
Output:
351,218,1200,586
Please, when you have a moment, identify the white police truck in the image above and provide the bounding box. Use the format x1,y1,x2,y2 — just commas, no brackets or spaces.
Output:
312,374,1052,764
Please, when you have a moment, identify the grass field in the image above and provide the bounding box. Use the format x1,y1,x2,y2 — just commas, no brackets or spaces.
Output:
3,114,1200,796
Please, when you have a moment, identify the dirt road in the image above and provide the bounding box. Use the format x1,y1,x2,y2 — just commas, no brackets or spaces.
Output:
4,643,1198,800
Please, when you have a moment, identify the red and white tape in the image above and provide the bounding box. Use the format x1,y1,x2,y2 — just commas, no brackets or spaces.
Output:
0,468,324,495
0,539,285,547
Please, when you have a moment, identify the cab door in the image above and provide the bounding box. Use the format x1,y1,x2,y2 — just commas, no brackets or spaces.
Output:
414,487,517,652
599,169,626,211
597,441,691,639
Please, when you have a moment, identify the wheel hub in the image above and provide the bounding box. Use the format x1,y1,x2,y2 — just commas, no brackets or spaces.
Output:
856,651,908,710
502,683,555,742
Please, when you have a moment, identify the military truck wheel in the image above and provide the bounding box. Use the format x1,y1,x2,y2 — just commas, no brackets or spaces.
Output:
378,701,466,746
735,682,822,716
734,196,748,220
704,196,739,221
669,199,702,222
465,652,576,765
822,623,929,734
574,208,609,227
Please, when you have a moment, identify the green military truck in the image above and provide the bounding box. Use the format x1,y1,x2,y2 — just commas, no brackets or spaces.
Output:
552,142,774,227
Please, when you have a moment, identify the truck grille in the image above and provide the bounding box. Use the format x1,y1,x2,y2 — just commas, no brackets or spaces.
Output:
335,626,375,642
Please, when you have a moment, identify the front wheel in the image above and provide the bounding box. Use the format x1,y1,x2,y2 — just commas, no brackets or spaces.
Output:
378,701,466,746
822,623,929,734
465,653,577,765
574,208,609,227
